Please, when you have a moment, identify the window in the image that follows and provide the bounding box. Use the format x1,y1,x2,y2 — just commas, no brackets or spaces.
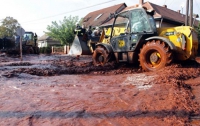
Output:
130,9,151,33
114,11,129,33
23,33,33,41
148,15,156,31
94,14,103,21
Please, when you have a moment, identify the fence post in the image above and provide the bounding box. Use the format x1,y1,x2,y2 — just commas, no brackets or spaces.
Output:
66,45,70,54
52,46,54,53
64,45,66,54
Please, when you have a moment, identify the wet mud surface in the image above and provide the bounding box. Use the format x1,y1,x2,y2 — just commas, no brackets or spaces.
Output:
0,54,200,126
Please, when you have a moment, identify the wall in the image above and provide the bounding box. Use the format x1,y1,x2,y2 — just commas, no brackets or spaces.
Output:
38,40,47,48
38,40,61,48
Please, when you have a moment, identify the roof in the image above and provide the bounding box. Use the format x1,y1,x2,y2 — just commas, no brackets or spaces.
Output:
143,2,199,26
38,34,51,41
143,2,184,25
83,3,127,28
101,1,199,27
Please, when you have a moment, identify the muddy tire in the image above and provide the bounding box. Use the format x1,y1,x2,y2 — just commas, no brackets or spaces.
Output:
34,47,40,54
26,47,34,54
139,40,173,71
92,47,109,66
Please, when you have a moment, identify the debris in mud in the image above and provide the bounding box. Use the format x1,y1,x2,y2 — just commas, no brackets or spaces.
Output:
12,68,57,76
7,62,32,66
2,72,16,78
3,57,200,78
152,66,200,121
1,55,139,77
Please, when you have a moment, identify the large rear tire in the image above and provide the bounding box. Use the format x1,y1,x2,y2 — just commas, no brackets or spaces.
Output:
92,46,109,66
139,40,173,71
26,47,34,54
34,47,40,54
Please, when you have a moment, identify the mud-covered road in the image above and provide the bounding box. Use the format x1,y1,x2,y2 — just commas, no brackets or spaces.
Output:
0,54,200,126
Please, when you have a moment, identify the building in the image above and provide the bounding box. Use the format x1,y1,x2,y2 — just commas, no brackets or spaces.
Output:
142,2,199,27
82,3,127,28
82,1,199,29
38,34,61,48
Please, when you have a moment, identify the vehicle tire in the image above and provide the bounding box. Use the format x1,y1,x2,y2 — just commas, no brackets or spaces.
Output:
92,46,109,66
34,47,40,54
26,47,34,54
139,40,173,71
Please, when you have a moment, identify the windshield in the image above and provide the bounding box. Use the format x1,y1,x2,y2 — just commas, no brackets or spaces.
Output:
130,9,151,33
23,33,33,41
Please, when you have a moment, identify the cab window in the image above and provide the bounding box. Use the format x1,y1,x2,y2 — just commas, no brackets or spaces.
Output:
114,11,129,34
23,33,33,41
130,9,151,33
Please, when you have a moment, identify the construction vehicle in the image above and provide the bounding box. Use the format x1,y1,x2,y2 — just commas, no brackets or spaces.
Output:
68,26,101,56
0,31,39,54
68,7,198,71
68,27,124,56
91,7,198,71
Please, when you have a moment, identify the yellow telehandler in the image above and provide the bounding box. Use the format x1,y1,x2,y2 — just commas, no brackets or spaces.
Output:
69,7,198,71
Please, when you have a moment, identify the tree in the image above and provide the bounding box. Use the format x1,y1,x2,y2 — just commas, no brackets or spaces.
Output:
195,22,200,55
196,22,200,40
0,17,20,38
45,15,79,45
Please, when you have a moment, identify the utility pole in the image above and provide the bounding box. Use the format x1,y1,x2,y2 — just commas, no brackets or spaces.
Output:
20,28,23,61
181,4,184,17
185,0,189,26
189,0,193,26
16,27,25,61
139,0,144,5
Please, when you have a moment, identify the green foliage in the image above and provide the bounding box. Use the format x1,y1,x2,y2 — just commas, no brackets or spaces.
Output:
196,22,200,40
0,17,20,38
39,46,52,54
79,18,84,26
45,15,79,46
39,47,44,53
196,22,200,55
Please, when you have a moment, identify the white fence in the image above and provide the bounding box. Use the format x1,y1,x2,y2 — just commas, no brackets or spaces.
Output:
52,45,70,54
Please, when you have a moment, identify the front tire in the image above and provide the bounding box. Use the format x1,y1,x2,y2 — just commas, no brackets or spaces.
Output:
26,47,34,54
139,40,173,71
92,46,109,66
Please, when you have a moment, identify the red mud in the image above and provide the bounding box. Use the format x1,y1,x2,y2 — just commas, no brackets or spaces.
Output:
0,54,200,126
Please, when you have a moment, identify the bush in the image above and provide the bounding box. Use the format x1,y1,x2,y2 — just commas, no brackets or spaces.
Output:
39,47,44,53
39,46,52,54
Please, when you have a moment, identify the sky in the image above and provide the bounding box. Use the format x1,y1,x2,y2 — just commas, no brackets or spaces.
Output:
0,0,200,37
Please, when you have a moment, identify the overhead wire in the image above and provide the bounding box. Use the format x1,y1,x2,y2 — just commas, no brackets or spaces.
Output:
22,0,118,24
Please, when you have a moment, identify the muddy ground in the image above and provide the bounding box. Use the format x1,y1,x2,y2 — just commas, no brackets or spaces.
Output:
0,54,200,126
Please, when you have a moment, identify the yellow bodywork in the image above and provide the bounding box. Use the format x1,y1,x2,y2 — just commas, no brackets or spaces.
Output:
100,26,198,60
157,26,198,60
101,27,126,44
99,26,198,61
